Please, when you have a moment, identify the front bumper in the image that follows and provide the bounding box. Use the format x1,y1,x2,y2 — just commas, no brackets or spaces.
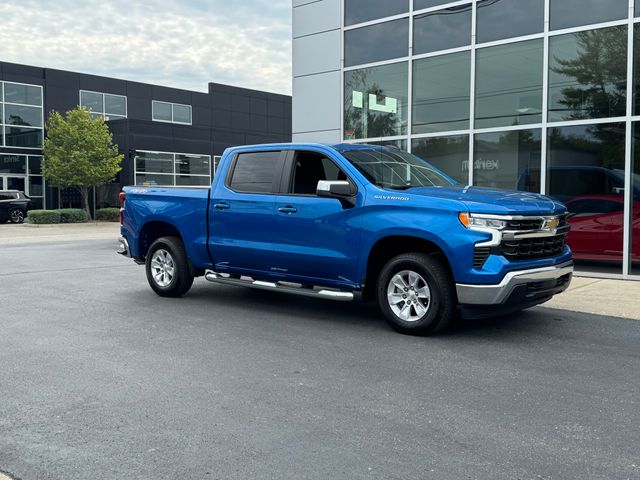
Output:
456,260,573,309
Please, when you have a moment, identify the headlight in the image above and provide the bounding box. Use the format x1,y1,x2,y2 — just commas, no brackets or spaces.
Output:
458,213,507,231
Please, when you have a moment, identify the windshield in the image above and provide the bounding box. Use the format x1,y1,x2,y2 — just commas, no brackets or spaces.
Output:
338,148,456,190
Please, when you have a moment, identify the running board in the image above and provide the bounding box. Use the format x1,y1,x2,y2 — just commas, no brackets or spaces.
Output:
204,271,354,301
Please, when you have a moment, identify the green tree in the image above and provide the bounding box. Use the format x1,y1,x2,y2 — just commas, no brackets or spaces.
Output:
43,108,123,218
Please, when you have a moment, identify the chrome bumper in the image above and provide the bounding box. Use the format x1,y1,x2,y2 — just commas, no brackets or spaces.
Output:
117,235,131,257
456,261,574,305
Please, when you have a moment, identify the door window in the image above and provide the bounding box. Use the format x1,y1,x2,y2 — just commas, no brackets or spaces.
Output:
291,151,349,195
228,151,281,194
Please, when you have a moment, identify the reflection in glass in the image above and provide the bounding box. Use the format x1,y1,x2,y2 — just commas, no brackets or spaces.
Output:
414,0,456,10
230,152,280,193
173,104,192,124
550,0,628,31
176,175,211,186
630,123,640,275
411,135,469,185
136,173,174,186
105,94,126,116
474,129,541,192
413,5,471,55
475,39,543,128
549,26,627,122
4,127,43,148
4,104,43,127
175,154,211,175
28,176,43,197
363,139,408,150
80,91,103,113
136,152,174,174
3,82,42,106
344,62,408,140
345,19,409,67
632,24,640,115
152,101,172,122
29,156,42,175
345,0,409,26
413,51,470,134
547,123,625,274
0,155,27,174
477,0,543,44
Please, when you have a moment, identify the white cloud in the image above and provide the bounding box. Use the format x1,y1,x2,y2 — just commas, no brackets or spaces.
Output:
0,0,292,94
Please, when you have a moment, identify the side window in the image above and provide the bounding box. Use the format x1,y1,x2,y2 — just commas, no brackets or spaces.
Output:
228,151,281,194
292,151,348,195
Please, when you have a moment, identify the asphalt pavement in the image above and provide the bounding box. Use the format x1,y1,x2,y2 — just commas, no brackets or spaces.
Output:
0,237,639,480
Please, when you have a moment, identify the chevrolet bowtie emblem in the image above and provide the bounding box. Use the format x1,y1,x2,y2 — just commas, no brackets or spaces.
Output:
545,217,560,230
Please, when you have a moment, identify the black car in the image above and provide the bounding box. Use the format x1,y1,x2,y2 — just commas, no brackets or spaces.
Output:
0,190,31,223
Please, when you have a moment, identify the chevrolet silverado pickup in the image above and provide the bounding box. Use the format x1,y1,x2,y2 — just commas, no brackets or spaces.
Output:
118,143,573,335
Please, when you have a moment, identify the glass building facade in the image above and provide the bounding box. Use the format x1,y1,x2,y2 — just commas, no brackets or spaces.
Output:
340,0,640,278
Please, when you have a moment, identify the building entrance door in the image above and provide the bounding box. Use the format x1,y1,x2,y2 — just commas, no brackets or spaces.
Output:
0,175,26,192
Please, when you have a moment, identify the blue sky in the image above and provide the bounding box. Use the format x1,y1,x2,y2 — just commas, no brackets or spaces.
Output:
0,0,292,94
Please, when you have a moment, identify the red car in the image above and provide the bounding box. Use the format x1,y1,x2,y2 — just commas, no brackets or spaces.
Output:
564,195,640,263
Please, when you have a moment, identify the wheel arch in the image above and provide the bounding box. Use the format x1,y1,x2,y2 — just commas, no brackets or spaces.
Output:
137,220,184,260
362,235,455,301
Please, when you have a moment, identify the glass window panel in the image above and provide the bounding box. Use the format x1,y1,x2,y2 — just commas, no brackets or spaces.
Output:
104,114,126,122
547,123,625,274
549,27,627,122
0,154,27,174
176,175,211,186
4,104,43,127
550,0,628,31
477,0,544,44
413,5,471,55
632,123,640,275
5,127,43,148
637,0,640,18
172,104,192,124
136,151,174,174
345,0,409,26
104,94,126,116
135,173,175,186
152,101,172,122
364,139,408,150
28,176,43,197
28,156,42,175
344,62,408,139
80,91,104,113
28,197,43,210
414,0,455,10
632,24,640,115
229,151,281,193
4,82,42,106
411,135,469,185
474,129,541,192
345,19,409,67
475,39,543,129
413,51,470,134
175,154,211,175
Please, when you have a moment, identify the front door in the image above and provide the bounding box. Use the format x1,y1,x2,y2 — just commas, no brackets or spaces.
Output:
272,150,364,288
208,150,285,275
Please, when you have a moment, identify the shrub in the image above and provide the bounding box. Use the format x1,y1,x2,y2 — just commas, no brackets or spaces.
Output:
58,208,89,223
28,210,61,224
95,207,120,222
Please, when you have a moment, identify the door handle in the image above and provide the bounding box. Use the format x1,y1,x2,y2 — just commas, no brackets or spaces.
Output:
213,202,230,210
278,206,298,214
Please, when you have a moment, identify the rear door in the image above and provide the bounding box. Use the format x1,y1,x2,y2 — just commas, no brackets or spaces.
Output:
208,150,286,275
272,149,365,288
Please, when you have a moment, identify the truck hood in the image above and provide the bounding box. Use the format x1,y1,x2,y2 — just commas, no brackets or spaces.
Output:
404,185,566,215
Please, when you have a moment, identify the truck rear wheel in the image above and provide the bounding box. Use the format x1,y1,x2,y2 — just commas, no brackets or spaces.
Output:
145,236,194,297
377,253,456,335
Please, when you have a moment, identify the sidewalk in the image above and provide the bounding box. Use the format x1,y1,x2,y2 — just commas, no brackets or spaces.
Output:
0,222,120,245
1,222,638,320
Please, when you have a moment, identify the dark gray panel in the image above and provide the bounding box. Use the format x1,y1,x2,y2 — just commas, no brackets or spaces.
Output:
79,75,127,95
250,114,268,132
231,111,251,129
231,95,251,114
250,97,268,116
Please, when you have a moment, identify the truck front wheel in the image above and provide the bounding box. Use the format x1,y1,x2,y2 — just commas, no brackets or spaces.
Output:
145,236,194,297
377,253,456,335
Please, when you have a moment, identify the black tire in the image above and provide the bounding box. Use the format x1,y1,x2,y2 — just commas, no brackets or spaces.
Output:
377,253,456,336
9,208,25,224
145,236,194,297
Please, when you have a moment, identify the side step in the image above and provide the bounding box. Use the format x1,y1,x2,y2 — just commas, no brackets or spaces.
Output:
204,271,355,302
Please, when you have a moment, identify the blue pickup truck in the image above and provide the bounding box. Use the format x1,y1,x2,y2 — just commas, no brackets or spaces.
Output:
118,143,573,335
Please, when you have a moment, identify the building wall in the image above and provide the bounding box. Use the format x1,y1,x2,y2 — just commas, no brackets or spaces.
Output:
0,61,292,211
292,0,640,279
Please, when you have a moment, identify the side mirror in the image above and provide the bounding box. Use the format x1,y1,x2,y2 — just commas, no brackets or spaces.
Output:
316,180,357,208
